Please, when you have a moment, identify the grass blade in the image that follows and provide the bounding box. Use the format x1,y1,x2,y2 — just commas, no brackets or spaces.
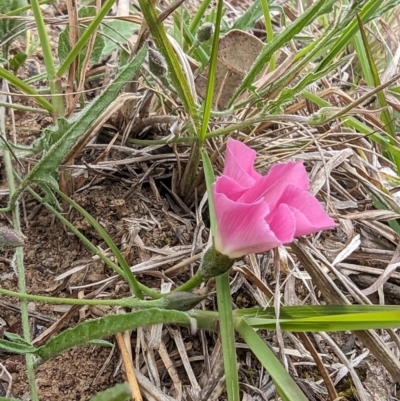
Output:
229,0,337,107
57,0,117,77
235,318,308,401
138,0,198,123
199,0,223,144
356,14,399,171
0,66,54,112
29,0,64,115
317,0,383,72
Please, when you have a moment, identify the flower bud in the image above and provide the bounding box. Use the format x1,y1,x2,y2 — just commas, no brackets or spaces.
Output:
0,227,25,250
196,22,214,43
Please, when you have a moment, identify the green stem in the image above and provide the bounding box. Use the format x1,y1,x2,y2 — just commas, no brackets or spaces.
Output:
6,0,55,16
189,0,212,33
0,66,54,113
261,0,275,70
216,272,240,401
173,273,204,293
29,0,64,116
0,287,164,308
199,0,223,144
0,101,48,115
0,105,38,400
235,318,308,401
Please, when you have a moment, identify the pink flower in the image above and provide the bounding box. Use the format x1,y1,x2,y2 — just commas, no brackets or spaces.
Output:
213,139,336,258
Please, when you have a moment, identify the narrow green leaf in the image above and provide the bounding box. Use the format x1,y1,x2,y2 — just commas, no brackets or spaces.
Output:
173,12,208,65
58,6,105,69
237,305,400,332
216,273,240,401
9,52,27,71
5,0,52,16
369,192,400,235
54,187,143,299
261,0,275,70
317,0,383,72
0,338,36,354
0,66,54,112
30,0,64,115
352,31,374,86
35,309,191,363
235,318,308,401
236,304,400,318
267,55,351,113
138,0,198,124
88,383,131,401
189,0,212,33
199,0,223,143
369,0,400,20
356,14,399,171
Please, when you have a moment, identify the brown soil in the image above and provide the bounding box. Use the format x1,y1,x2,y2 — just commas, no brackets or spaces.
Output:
0,173,197,400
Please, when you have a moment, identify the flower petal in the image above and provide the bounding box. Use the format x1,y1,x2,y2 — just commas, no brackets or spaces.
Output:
239,162,310,208
267,203,296,244
214,176,248,202
223,139,261,187
213,191,281,258
277,185,337,235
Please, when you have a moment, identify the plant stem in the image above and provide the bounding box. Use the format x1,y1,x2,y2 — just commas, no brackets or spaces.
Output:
216,272,240,401
173,273,204,293
30,0,64,116
261,0,275,70
0,101,49,114
0,101,39,400
0,287,164,308
57,0,117,77
7,0,55,16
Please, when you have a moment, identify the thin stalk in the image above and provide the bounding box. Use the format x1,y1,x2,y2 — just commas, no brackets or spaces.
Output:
173,273,204,293
199,0,223,144
0,105,38,400
0,66,54,112
216,273,240,401
0,101,48,114
0,287,165,309
56,0,117,77
261,0,275,70
29,0,64,116
202,149,239,401
7,0,55,16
